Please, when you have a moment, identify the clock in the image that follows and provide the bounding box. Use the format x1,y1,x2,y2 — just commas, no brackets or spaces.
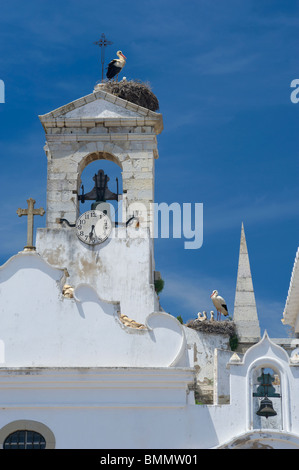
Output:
76,210,112,245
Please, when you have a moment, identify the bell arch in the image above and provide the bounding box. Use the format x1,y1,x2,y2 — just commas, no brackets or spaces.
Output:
251,363,282,430
46,138,155,231
73,142,128,198
247,357,288,432
74,147,144,224
78,154,123,222
78,150,123,176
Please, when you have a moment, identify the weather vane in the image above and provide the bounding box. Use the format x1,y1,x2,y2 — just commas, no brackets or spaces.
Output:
94,33,113,82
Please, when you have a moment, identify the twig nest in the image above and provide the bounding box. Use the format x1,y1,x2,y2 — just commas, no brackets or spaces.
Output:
102,80,159,112
186,318,237,337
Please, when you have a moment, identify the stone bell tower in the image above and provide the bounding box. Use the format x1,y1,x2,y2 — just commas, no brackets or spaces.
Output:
36,84,163,324
39,86,163,231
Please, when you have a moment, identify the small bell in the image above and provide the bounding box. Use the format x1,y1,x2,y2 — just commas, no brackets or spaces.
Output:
256,395,277,419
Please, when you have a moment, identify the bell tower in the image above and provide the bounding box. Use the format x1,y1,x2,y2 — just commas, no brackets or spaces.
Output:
39,87,163,232
36,85,163,323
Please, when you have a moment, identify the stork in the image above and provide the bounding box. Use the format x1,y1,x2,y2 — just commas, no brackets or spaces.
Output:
210,290,229,320
197,311,207,321
106,50,127,81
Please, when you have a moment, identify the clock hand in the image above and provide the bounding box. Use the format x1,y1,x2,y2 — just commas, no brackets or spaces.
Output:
89,225,95,239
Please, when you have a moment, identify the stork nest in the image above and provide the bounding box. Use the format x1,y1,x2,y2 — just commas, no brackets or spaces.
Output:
102,79,159,112
186,319,237,337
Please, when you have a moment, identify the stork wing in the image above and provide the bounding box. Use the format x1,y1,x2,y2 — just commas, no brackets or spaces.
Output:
220,303,229,316
106,61,121,79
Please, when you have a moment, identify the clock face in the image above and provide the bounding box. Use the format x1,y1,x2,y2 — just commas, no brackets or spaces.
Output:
76,210,112,245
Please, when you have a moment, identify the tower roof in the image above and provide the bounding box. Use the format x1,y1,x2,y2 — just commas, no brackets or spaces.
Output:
39,87,163,134
233,223,261,343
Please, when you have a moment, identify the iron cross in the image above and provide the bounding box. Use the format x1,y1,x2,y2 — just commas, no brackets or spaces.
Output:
17,198,45,250
94,33,113,82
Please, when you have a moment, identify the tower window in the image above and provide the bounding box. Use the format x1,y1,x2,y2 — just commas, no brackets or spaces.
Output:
3,430,46,449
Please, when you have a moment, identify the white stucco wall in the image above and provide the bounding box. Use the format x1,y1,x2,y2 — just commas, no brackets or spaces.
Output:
36,226,158,325
184,326,232,403
1,364,298,449
0,251,187,368
1,253,299,449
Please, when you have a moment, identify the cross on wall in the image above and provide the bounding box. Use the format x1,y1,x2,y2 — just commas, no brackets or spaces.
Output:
16,198,45,250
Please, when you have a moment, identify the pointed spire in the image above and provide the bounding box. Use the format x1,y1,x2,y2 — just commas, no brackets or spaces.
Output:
233,223,261,344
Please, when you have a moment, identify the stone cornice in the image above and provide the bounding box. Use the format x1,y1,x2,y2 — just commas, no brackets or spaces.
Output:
39,89,163,134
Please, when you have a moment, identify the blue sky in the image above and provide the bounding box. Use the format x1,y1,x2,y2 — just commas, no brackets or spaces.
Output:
0,0,298,337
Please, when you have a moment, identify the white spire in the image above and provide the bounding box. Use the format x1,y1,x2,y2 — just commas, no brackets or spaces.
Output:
233,223,261,344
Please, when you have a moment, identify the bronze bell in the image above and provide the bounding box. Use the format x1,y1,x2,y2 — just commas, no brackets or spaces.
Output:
256,395,277,419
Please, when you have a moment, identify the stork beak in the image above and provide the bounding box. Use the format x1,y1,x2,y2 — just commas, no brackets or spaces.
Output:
120,53,127,59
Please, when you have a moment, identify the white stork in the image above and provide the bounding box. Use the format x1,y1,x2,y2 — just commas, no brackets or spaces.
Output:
197,311,207,321
210,290,229,320
106,51,127,81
